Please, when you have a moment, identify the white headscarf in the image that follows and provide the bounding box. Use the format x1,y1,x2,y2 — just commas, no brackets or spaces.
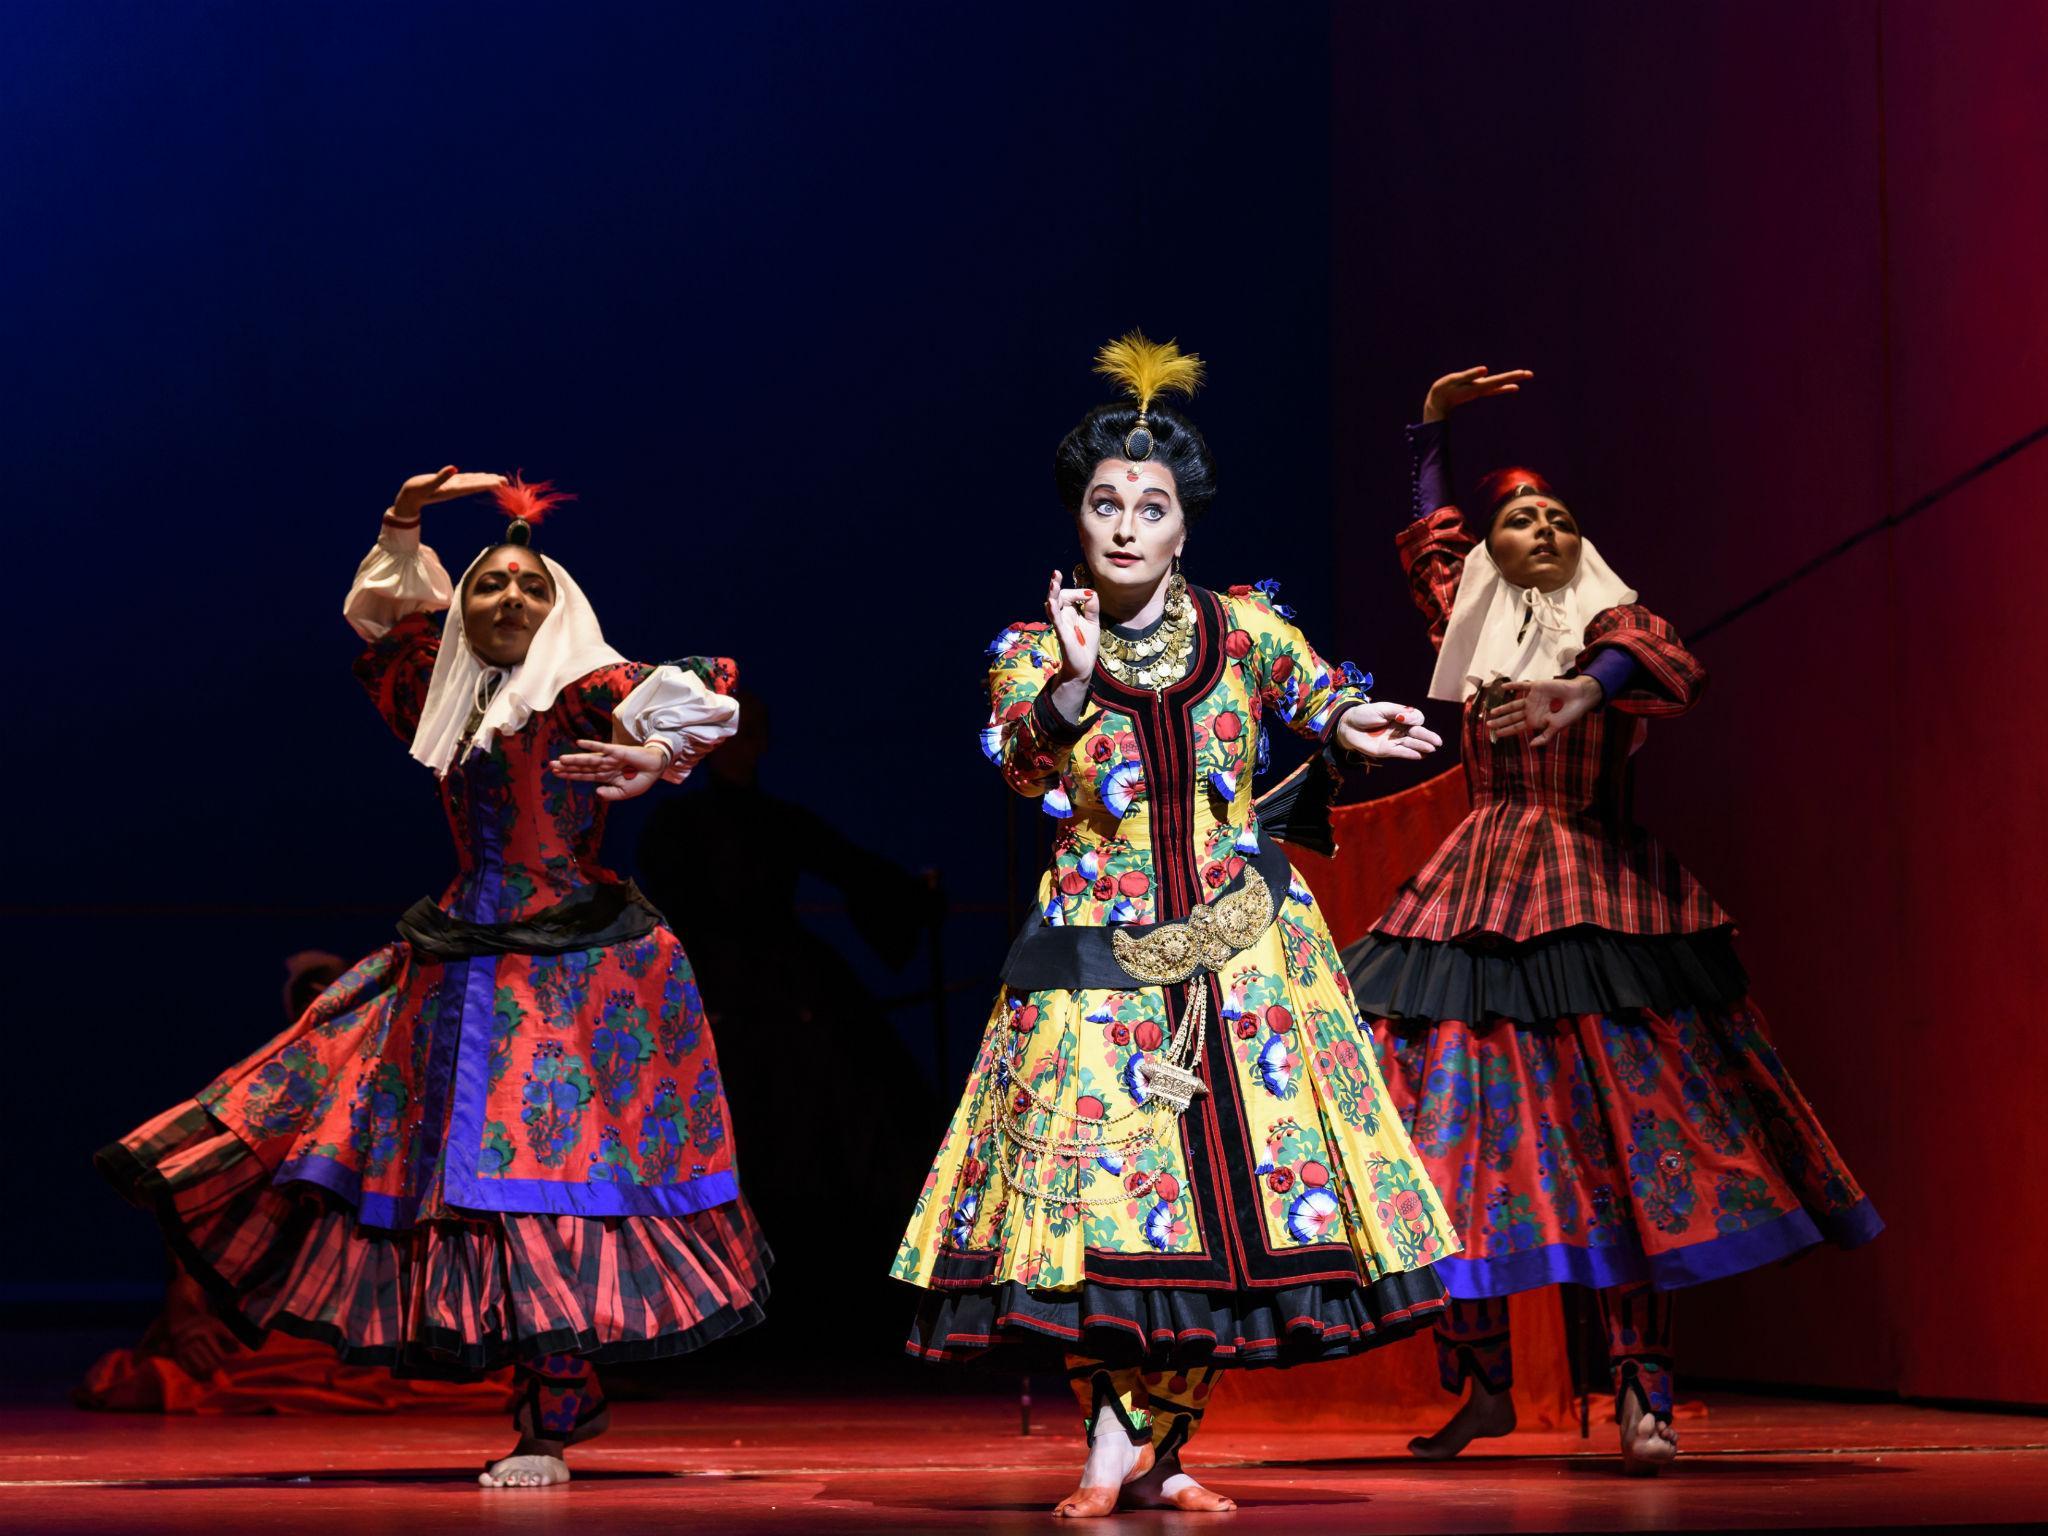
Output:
1428,535,1636,703
409,547,625,775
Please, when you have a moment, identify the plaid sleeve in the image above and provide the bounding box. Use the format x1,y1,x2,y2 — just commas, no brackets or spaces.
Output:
1395,506,1477,651
1577,604,1708,717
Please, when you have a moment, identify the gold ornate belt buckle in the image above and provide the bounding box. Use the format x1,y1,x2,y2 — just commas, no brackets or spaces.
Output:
1104,869,1276,1116
994,867,1280,1212
1110,871,1275,985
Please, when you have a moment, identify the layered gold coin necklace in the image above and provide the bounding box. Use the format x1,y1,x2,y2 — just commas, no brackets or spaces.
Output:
1096,572,1196,694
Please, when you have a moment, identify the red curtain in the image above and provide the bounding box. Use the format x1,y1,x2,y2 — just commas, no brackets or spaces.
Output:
1327,3,2048,1404
1207,769,1579,1432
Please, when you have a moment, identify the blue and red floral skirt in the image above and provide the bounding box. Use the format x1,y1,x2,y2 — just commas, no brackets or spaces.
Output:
98,924,771,1377
1343,925,1881,1297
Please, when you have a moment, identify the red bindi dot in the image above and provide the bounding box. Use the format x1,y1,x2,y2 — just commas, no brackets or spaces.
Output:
1126,469,1140,482
506,560,520,573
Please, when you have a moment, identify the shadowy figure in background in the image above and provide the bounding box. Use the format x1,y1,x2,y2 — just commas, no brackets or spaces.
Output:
637,688,943,1360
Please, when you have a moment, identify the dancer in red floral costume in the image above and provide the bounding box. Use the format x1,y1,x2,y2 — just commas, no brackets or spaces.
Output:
100,468,767,1489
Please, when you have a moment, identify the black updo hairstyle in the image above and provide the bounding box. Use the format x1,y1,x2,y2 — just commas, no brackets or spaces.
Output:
1054,399,1218,524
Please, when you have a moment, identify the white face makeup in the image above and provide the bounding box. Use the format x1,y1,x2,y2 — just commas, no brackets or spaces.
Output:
463,546,556,666
1487,494,1582,593
1076,458,1186,608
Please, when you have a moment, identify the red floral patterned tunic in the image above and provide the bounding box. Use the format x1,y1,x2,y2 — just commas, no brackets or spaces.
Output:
190,610,742,1225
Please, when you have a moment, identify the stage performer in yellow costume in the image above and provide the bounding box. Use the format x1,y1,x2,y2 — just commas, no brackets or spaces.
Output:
896,335,1461,1516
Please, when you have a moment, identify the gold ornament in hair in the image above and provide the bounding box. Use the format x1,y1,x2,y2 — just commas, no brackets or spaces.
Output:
1093,331,1205,465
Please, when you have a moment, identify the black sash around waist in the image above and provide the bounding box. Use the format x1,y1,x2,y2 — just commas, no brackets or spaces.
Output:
398,880,665,962
999,836,1292,992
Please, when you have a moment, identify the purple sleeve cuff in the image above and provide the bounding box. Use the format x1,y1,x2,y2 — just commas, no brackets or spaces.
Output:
1579,647,1638,703
1406,418,1452,522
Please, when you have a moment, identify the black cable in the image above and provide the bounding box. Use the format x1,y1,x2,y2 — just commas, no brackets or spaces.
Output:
1689,419,2048,644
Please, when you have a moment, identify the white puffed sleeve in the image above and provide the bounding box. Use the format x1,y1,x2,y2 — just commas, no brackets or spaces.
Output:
615,665,741,782
343,522,456,641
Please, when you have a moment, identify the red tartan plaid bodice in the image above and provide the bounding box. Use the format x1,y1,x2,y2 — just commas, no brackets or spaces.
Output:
1375,510,1731,944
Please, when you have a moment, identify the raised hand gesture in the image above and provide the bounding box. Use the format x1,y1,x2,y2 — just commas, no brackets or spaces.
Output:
1046,568,1100,682
390,465,509,522
1421,366,1534,424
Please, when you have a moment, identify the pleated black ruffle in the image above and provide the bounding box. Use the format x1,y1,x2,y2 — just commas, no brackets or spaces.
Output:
904,1266,1446,1371
1343,923,1749,1026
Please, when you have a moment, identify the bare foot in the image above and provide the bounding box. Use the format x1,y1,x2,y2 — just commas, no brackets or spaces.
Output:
479,1437,571,1489
1122,1450,1238,1512
1409,1378,1517,1460
1619,1408,1678,1477
1053,1429,1154,1518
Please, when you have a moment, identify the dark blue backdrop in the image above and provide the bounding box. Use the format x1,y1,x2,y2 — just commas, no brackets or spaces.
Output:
6,2,1360,1304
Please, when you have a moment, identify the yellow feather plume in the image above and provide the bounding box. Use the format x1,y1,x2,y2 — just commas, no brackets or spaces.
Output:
1093,331,1205,413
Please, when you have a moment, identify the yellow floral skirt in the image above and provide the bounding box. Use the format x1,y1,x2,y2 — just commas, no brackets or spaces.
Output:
895,869,1459,1368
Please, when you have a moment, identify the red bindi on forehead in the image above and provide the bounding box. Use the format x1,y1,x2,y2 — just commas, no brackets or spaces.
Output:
505,560,521,573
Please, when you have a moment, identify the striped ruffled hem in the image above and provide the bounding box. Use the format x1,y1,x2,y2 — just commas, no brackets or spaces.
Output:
98,1102,771,1378
904,1265,1447,1372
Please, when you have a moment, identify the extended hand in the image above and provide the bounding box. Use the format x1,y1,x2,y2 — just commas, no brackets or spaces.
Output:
1422,365,1534,423
1335,701,1444,761
1487,676,1601,747
391,465,509,521
550,739,669,801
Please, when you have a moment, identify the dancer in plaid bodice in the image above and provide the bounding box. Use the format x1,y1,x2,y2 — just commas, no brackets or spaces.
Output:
1344,368,1880,1476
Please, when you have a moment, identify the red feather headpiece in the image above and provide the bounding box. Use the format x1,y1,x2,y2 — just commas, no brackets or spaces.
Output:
490,474,576,527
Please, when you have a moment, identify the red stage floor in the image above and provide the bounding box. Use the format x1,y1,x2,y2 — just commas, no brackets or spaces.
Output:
4,1389,2044,1533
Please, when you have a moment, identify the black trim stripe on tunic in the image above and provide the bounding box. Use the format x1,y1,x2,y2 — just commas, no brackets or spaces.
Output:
1068,588,1385,1293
